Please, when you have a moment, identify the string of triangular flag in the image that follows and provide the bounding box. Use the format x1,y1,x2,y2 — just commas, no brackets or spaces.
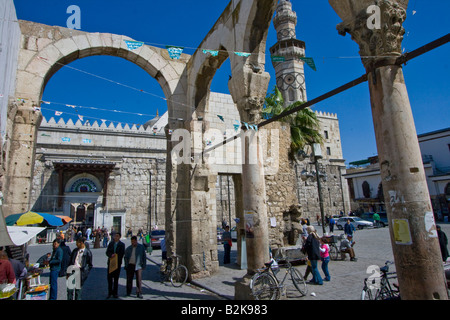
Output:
123,39,317,70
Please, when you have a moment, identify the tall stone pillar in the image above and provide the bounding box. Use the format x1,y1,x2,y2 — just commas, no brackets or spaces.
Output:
329,0,447,299
2,100,41,216
229,66,271,299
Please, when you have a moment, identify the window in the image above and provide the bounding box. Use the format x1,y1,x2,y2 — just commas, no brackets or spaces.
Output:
326,147,331,156
324,130,329,139
362,181,371,198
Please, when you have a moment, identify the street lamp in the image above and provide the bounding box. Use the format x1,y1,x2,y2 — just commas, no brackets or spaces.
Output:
297,143,327,234
312,143,326,234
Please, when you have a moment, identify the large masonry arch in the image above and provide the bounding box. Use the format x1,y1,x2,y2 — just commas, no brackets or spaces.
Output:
4,20,188,217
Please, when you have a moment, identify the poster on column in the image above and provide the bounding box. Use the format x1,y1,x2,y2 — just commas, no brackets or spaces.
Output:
244,211,255,238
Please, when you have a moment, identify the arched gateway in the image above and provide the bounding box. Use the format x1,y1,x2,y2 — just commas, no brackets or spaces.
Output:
4,0,279,281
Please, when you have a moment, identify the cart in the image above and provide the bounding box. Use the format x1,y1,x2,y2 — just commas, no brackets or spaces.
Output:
24,272,49,300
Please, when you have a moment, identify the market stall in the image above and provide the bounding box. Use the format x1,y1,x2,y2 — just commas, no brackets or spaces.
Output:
0,206,47,299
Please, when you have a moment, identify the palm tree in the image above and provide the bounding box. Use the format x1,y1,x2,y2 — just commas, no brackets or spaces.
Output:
262,86,323,155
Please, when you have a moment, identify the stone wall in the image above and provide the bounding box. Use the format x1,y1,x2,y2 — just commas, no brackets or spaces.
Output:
0,0,21,199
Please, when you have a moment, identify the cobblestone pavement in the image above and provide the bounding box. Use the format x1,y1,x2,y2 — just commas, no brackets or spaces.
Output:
26,223,450,300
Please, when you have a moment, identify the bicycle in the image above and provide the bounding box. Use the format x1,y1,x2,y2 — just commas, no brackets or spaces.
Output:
361,261,400,300
250,259,308,300
160,254,189,287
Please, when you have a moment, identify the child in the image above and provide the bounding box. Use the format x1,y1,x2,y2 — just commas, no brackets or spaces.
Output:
319,239,331,281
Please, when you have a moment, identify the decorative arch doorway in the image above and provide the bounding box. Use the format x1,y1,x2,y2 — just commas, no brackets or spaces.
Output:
64,173,103,227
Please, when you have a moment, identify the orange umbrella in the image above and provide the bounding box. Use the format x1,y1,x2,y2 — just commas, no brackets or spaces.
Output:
56,215,72,224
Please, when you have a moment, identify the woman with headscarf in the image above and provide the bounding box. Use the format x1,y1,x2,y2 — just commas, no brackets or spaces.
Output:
303,225,323,285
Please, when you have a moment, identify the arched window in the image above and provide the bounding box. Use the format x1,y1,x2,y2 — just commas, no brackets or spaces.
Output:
288,88,296,102
70,177,98,192
362,181,371,198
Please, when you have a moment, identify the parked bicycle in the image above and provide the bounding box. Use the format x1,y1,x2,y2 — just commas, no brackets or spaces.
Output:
361,261,400,300
250,259,307,300
160,254,188,287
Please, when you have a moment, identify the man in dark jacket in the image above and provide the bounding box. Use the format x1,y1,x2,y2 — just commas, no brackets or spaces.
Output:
124,236,147,298
66,237,93,300
49,239,63,300
303,226,323,285
106,232,125,298
59,240,72,277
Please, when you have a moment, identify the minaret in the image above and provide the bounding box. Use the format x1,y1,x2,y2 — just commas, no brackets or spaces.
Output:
270,0,307,106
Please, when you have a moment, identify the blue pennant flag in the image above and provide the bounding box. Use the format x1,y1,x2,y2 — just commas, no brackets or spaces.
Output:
217,115,224,122
235,52,251,57
124,40,144,51
166,46,184,59
233,120,241,131
300,57,317,71
203,49,219,57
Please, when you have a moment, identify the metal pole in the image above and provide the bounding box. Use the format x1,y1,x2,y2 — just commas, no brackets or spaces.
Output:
315,159,326,234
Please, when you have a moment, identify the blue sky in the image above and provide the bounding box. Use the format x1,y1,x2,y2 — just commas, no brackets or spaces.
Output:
13,0,450,164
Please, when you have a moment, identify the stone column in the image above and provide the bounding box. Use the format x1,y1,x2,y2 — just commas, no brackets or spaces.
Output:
229,66,271,299
329,0,447,299
2,100,41,216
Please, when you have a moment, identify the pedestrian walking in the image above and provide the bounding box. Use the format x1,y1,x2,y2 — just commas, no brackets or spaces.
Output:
303,226,323,285
373,212,381,228
437,225,449,262
124,236,147,298
329,216,336,233
102,227,109,248
344,219,355,237
49,239,63,300
319,239,331,281
222,225,232,264
58,240,72,277
106,232,125,298
67,237,93,300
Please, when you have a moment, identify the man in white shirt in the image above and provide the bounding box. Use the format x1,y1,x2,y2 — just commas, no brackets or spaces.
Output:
67,237,93,300
124,236,147,298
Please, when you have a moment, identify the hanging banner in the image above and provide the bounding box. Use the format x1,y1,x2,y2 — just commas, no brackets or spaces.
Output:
244,211,255,239
300,57,317,71
235,52,251,57
203,49,219,57
124,40,144,51
166,46,184,59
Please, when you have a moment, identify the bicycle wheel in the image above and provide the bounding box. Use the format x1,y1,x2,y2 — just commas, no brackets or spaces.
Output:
290,267,308,296
361,286,375,300
329,245,339,260
250,272,279,300
170,265,188,287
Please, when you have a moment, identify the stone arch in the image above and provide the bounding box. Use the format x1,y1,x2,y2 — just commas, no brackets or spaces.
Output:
16,28,187,104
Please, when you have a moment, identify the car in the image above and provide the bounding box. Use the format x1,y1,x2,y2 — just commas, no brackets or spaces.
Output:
359,212,389,227
150,230,165,248
336,217,373,230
